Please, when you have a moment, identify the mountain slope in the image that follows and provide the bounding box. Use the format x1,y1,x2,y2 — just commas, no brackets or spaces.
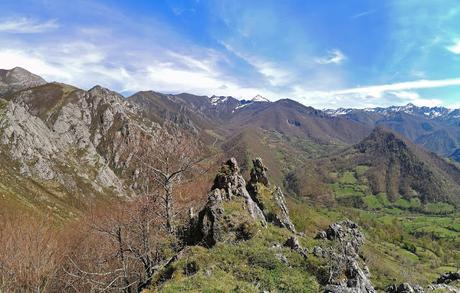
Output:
0,70,207,217
290,127,460,209
0,67,46,97
228,99,371,145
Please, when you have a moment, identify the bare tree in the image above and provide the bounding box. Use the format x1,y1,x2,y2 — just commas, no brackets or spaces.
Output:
136,129,206,234
63,197,177,292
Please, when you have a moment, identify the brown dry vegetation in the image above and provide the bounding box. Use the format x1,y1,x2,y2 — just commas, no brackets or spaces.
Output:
0,196,189,292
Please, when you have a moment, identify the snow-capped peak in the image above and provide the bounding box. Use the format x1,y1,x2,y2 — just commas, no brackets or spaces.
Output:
251,95,270,102
209,95,229,106
325,103,459,120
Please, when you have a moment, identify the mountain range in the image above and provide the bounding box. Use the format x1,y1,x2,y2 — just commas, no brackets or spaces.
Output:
1,67,460,216
326,103,460,160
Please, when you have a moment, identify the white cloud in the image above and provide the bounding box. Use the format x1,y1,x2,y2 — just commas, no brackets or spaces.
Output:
221,42,291,87
447,39,460,54
3,42,458,109
0,17,59,33
334,78,460,95
293,79,460,108
0,44,279,100
315,49,346,65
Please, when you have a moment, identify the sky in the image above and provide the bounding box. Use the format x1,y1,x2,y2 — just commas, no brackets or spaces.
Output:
1,0,460,109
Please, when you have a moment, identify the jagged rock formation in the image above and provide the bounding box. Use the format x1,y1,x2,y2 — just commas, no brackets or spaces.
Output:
0,83,130,202
188,157,298,247
247,158,296,232
249,157,269,186
187,158,267,246
316,220,376,293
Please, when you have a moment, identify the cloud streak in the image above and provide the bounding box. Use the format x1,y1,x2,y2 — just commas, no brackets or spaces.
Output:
0,17,59,33
351,9,376,19
334,78,460,95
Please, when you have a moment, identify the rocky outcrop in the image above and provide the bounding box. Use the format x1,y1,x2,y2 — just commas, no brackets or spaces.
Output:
247,158,296,232
187,158,266,247
316,220,375,293
0,84,130,194
387,281,460,293
284,236,308,259
187,157,301,251
427,284,460,292
249,157,269,186
386,283,424,293
435,272,460,285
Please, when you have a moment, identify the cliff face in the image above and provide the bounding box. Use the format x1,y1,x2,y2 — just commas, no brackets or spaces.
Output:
0,72,204,216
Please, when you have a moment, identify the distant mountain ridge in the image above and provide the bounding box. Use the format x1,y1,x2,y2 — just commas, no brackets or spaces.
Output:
326,103,460,120
326,103,460,161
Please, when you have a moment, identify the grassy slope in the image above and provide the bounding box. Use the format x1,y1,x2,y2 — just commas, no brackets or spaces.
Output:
148,194,458,292
222,127,345,187
156,226,320,293
287,198,460,291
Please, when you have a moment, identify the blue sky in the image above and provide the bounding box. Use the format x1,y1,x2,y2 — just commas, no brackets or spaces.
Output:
1,0,460,108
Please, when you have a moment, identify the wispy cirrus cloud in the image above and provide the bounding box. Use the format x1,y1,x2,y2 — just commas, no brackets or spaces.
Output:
315,49,346,65
0,17,59,33
334,78,460,96
351,9,376,19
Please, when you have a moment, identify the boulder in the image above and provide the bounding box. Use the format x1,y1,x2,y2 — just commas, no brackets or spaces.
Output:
313,246,324,257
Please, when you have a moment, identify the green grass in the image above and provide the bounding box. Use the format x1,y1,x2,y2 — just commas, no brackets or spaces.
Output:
156,225,320,292
255,183,282,216
362,195,383,209
394,198,411,209
355,165,369,177
338,171,358,184
326,167,456,216
422,203,455,215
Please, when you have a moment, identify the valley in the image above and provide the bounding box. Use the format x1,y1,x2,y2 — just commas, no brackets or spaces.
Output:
0,67,459,292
